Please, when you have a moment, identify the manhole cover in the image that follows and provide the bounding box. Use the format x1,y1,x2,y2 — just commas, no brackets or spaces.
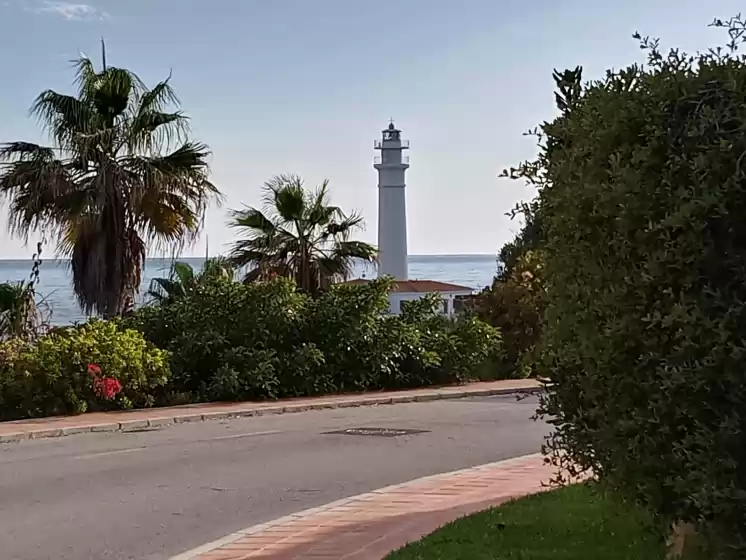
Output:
325,427,429,437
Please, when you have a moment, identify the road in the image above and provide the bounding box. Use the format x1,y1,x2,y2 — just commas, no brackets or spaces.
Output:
0,394,547,560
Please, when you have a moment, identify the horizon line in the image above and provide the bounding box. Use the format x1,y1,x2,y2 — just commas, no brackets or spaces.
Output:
0,253,497,261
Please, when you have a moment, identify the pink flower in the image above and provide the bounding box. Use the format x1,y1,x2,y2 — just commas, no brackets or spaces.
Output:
93,377,123,400
87,363,102,377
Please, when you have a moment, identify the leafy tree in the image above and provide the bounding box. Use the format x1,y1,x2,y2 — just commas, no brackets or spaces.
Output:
146,257,233,305
474,249,544,376
495,200,542,281
228,174,376,297
0,43,220,318
508,17,746,557
470,197,545,376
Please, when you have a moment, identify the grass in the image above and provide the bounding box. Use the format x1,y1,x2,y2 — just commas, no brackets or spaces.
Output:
387,483,666,560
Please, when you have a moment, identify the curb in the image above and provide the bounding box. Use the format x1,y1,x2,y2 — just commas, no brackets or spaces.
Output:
170,453,545,560
0,383,540,443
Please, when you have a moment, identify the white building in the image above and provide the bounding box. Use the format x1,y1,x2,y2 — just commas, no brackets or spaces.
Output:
343,122,473,316
345,279,473,316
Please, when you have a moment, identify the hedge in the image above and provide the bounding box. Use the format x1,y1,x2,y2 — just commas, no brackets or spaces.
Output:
126,276,503,402
512,24,746,556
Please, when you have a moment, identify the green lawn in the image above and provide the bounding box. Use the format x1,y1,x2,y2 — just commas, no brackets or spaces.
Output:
387,484,666,560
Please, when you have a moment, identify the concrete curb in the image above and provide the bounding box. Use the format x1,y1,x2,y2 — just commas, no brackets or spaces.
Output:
0,382,540,443
169,453,545,560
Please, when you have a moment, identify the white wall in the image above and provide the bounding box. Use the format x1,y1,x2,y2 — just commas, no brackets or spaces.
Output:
377,185,408,280
386,291,471,317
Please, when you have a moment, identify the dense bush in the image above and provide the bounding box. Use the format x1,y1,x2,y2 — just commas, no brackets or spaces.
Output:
514,22,746,556
127,276,502,402
473,249,544,377
124,276,313,401
0,320,170,420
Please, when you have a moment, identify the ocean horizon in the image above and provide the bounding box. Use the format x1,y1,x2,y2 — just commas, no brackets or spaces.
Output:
0,254,498,325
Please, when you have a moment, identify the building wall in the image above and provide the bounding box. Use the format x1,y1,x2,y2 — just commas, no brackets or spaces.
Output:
386,291,471,317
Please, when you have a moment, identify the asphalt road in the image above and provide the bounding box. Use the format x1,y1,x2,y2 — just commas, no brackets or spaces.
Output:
0,394,547,560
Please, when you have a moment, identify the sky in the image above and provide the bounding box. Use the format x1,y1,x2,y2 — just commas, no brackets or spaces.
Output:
0,0,740,258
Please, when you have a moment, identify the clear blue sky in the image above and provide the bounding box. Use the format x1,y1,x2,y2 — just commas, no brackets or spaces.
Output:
0,0,738,258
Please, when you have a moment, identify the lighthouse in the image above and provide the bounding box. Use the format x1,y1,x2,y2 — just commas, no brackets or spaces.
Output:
374,121,409,280
343,123,473,315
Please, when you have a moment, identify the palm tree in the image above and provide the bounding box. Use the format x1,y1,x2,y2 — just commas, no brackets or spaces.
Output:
228,174,376,296
0,282,39,339
0,42,221,318
146,257,233,305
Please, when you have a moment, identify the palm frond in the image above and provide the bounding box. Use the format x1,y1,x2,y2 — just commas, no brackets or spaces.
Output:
146,276,181,304
171,261,195,286
0,142,56,162
127,111,188,154
137,77,180,115
128,142,220,246
30,90,95,149
0,158,78,238
333,240,378,262
229,206,276,234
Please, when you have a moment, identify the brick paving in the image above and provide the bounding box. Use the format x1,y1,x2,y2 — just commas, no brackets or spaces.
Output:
173,453,555,560
0,379,540,442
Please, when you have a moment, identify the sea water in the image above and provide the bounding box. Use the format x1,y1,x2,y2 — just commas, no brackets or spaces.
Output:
0,255,497,325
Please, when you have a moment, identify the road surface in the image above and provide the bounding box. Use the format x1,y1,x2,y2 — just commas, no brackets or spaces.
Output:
0,394,547,560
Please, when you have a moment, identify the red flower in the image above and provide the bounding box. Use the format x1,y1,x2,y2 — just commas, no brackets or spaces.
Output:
93,377,123,400
87,363,102,377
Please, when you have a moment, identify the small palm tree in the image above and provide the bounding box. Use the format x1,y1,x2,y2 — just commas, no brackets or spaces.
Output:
228,174,376,296
0,42,221,318
147,257,233,305
0,282,38,339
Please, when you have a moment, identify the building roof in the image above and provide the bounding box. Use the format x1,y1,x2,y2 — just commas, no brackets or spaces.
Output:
342,279,474,293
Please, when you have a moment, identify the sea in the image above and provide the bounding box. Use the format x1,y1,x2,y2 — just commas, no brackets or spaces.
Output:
0,255,497,325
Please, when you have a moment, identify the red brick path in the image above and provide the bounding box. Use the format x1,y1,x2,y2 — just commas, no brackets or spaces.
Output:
173,454,553,560
0,379,540,442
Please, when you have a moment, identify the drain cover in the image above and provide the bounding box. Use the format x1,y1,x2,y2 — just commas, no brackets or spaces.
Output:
325,427,429,437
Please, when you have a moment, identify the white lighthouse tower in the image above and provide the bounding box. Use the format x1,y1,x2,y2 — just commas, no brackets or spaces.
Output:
374,121,410,280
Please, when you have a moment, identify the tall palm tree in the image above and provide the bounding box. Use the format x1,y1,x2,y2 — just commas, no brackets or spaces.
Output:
228,174,376,296
0,42,221,317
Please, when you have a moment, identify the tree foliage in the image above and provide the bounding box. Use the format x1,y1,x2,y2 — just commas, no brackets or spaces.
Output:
0,43,221,318
228,174,376,297
510,18,746,556
146,257,233,305
473,249,545,376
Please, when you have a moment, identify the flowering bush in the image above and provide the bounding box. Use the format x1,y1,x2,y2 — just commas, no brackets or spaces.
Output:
93,376,123,400
0,320,170,420
87,363,123,400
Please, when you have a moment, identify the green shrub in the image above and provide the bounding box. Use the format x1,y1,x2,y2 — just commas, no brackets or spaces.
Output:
124,276,313,401
0,320,170,420
399,293,503,384
128,276,503,401
511,21,746,556
304,279,436,392
473,250,544,377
